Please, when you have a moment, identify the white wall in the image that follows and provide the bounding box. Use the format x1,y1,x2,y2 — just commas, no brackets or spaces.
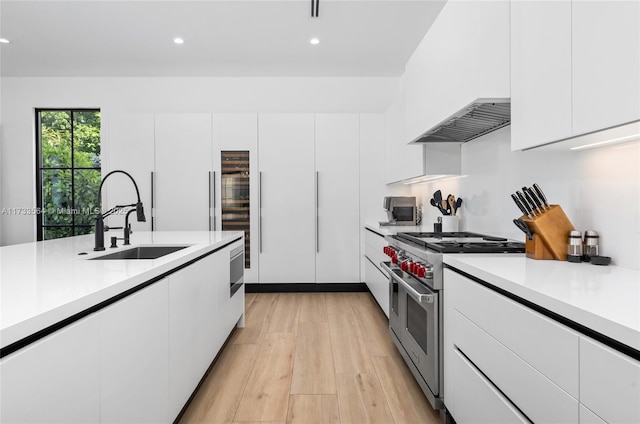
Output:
412,127,640,270
0,76,398,245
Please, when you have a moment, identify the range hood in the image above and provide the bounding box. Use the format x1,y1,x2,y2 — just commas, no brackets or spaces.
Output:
410,98,511,144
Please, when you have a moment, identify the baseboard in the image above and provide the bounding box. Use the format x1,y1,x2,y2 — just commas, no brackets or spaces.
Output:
245,283,369,293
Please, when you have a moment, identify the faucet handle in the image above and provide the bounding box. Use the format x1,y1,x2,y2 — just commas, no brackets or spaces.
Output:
110,236,118,248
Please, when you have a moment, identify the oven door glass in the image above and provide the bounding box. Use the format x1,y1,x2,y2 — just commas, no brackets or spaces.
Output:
388,268,404,341
402,283,439,396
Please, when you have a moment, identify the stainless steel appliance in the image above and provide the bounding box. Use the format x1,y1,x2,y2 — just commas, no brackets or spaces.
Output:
381,196,417,225
230,245,244,296
381,232,525,411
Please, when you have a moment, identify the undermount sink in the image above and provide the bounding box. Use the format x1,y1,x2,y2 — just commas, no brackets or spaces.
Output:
90,245,190,260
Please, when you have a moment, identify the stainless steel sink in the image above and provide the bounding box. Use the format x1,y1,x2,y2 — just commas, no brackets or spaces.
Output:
90,245,190,260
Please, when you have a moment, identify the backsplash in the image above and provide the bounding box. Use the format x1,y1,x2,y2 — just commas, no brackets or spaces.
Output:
403,126,640,270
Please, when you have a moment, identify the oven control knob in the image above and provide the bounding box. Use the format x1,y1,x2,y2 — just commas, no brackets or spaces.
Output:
417,266,426,278
411,262,417,273
401,261,409,271
391,254,398,264
384,246,389,255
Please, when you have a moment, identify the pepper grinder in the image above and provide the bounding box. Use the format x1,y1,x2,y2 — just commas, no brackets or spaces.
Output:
567,230,583,263
583,230,599,262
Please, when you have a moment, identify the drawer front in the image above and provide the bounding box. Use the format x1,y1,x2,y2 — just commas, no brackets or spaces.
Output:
364,229,388,277
364,257,389,317
453,309,579,424
580,337,640,423
451,347,531,424
444,268,579,398
579,405,607,424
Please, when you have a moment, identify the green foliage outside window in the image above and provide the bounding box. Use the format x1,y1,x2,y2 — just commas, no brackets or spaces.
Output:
39,110,101,240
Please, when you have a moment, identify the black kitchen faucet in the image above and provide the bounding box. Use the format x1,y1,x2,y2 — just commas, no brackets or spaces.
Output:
94,170,146,251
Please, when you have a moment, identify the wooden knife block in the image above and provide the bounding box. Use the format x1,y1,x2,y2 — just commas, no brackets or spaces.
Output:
521,205,575,261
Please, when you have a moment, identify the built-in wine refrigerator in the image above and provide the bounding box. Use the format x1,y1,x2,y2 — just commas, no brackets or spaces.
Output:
221,151,250,268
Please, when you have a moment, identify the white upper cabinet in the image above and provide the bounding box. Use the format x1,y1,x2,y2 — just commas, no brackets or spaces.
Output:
404,0,510,143
572,0,640,135
510,0,640,150
258,114,316,284
384,84,423,183
102,113,154,231
511,0,573,150
315,113,360,283
154,113,213,231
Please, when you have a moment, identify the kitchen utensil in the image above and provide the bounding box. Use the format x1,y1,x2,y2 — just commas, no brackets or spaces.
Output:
532,183,549,209
525,187,544,214
448,195,456,216
516,191,534,217
455,197,463,211
513,218,533,240
523,189,541,215
567,230,583,263
430,198,449,216
442,199,450,215
433,190,442,204
584,230,599,261
511,194,531,218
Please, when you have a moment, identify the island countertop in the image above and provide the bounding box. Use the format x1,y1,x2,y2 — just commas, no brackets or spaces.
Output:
0,231,243,350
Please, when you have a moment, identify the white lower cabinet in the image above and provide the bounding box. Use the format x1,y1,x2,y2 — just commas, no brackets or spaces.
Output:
445,267,640,424
363,228,389,316
100,279,170,424
0,317,101,424
168,240,241,417
579,337,640,424
444,268,579,424
451,348,530,424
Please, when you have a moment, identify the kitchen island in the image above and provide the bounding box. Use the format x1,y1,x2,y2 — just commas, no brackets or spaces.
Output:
443,254,640,423
0,231,244,423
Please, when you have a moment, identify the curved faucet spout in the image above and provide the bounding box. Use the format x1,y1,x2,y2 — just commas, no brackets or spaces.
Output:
94,170,146,251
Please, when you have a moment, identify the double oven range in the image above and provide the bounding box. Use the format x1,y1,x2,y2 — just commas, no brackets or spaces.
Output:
380,232,525,411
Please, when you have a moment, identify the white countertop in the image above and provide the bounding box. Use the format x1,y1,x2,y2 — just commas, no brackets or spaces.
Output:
365,223,434,237
0,231,243,349
444,254,640,352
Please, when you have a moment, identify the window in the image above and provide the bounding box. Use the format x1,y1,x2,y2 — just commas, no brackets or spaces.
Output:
36,109,101,240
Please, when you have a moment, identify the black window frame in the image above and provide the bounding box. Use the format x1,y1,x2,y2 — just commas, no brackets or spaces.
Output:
36,108,101,241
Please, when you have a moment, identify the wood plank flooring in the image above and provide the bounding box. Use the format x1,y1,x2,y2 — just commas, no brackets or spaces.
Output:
179,292,441,424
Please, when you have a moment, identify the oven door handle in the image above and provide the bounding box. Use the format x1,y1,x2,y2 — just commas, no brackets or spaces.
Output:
381,262,434,304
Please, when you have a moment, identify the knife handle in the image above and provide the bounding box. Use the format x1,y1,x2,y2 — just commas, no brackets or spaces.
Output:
511,193,531,218
533,183,549,208
516,191,535,217
526,187,544,213
522,189,541,215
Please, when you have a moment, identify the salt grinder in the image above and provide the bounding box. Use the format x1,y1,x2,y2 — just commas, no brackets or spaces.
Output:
567,230,583,263
583,230,599,261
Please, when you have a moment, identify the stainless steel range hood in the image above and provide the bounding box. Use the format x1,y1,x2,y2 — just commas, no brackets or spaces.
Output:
410,98,511,144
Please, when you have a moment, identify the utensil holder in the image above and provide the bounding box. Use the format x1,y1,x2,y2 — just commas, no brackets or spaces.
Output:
441,216,459,232
520,205,575,261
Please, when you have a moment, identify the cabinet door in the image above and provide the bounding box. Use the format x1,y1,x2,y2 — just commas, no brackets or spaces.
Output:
100,279,170,424
102,113,154,231
315,114,360,283
451,348,531,424
213,113,259,284
0,318,100,423
510,0,572,150
155,113,213,230
168,252,226,417
580,337,640,423
572,0,640,135
258,114,315,283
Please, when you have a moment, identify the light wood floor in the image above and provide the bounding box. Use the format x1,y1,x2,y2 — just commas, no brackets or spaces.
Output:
179,292,441,424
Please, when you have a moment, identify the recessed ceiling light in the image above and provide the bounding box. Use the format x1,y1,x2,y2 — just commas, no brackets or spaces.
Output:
0,38,10,44
173,38,184,45
310,38,320,45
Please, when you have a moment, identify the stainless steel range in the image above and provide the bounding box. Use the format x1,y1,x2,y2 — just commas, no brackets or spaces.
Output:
380,232,525,411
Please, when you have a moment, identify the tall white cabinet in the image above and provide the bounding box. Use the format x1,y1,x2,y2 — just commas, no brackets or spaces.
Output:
213,113,259,284
154,114,213,231
258,114,316,284
102,113,154,231
315,114,360,283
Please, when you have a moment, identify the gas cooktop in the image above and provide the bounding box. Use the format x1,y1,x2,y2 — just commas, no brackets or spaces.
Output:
395,231,526,254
